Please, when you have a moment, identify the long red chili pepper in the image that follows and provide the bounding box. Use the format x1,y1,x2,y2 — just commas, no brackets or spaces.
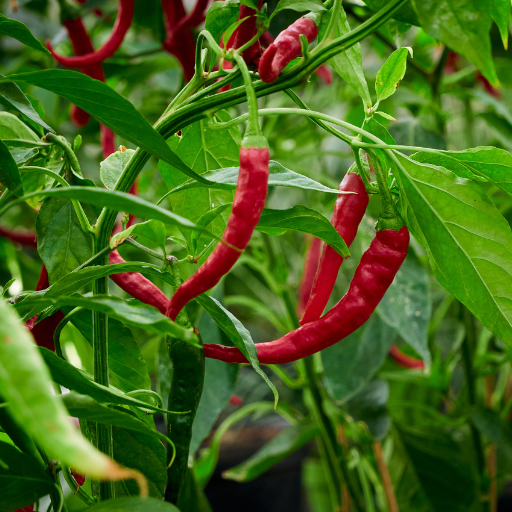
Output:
258,17,318,83
297,236,322,317
170,0,211,40
46,0,135,66
388,345,425,370
300,172,368,325
166,142,270,321
204,226,409,364
0,225,37,247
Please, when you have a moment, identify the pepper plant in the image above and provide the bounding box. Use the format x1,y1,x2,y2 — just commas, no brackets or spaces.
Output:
0,0,511,511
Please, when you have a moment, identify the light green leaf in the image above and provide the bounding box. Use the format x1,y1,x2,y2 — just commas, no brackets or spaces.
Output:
492,0,510,49
111,219,167,254
205,0,241,43
273,0,325,16
375,47,411,102
100,148,136,190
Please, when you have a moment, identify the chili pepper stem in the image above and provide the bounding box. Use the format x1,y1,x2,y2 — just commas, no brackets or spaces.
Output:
319,0,342,45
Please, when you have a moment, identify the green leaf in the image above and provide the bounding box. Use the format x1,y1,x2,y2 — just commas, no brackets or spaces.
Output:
322,315,396,404
100,148,136,190
190,203,232,255
39,347,172,413
376,254,431,365
160,160,341,199
197,295,279,406
256,205,350,257
0,139,23,195
205,0,241,42
112,428,167,499
0,13,50,54
362,0,419,25
70,310,151,393
61,392,171,444
392,151,512,349
0,110,41,140
412,147,512,197
273,0,325,16
491,0,510,49
111,220,167,254
223,423,318,482
159,112,239,244
0,441,54,511
45,261,173,299
86,496,179,511
410,0,497,85
36,197,94,284
18,295,199,343
28,187,202,234
375,47,411,102
323,6,372,108
0,73,53,132
0,70,209,183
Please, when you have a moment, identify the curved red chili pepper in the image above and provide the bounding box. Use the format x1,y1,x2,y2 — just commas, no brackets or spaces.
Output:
300,172,368,325
388,345,424,370
258,17,318,83
166,144,270,321
0,225,37,247
204,226,409,364
170,0,211,40
297,236,322,317
46,0,135,67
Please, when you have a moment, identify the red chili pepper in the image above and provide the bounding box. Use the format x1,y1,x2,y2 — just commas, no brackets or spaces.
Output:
72,470,86,487
229,394,243,406
0,225,37,247
170,0,211,39
258,17,318,83
204,226,409,364
300,172,368,325
297,235,322,317
166,143,270,321
46,0,135,67
388,345,425,370
108,250,170,314
13,506,34,512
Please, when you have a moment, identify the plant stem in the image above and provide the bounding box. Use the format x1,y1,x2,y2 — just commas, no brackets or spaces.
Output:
44,132,82,176
373,441,398,512
266,364,305,389
91,236,113,501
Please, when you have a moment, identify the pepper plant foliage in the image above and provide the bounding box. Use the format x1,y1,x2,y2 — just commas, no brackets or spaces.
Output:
0,0,511,510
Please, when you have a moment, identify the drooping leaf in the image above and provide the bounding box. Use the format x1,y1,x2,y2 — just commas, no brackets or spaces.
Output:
100,148,136,190
0,139,23,195
392,151,512,348
256,205,350,257
0,13,50,54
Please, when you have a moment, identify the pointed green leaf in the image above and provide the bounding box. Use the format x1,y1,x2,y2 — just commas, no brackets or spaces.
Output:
0,13,49,54
375,47,411,102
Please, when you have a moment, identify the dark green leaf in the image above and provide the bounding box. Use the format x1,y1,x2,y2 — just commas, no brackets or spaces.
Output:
0,139,23,195
0,110,40,141
0,441,54,510
223,423,318,482
0,13,49,54
256,205,350,257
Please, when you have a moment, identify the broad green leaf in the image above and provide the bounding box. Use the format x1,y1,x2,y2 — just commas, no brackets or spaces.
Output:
412,147,512,197
375,47,411,102
0,441,54,511
9,147,38,166
87,497,179,511
190,203,232,255
322,315,396,404
177,468,213,512
36,198,94,284
17,295,199,343
160,160,341,199
223,424,319,482
61,392,171,444
0,13,49,54
376,254,431,365
392,425,479,512
100,148,136,190
389,120,446,150
0,300,119,479
112,428,167,499
111,220,167,254
0,139,23,195
205,0,241,42
70,310,151,393
39,348,172,413
392,151,512,348
410,0,497,85
273,0,325,16
322,6,372,108
28,187,202,235
46,261,173,299
159,111,239,244
197,294,279,406
0,75,53,132
0,70,210,183
256,205,350,258
492,0,510,49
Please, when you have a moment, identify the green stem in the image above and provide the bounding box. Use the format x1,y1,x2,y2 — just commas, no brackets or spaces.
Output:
125,237,167,263
320,0,342,43
44,132,82,176
91,236,113,501
62,465,96,506
53,307,83,360
266,364,305,389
